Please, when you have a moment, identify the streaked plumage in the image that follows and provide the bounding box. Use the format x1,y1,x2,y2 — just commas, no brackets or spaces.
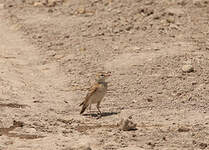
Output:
79,72,111,115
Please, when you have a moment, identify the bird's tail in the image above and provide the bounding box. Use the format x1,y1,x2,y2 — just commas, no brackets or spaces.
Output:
80,104,88,114
79,102,84,106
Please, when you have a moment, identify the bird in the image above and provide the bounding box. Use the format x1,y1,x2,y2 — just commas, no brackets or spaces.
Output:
79,71,111,115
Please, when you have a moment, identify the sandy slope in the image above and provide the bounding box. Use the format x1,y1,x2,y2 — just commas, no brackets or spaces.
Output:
0,0,209,149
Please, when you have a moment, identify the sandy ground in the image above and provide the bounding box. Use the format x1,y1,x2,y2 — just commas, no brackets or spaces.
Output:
0,0,209,149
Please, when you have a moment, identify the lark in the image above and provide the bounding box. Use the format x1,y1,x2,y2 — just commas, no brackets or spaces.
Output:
79,71,111,115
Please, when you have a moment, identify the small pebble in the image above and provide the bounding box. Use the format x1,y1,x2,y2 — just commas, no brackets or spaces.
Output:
119,118,137,131
182,65,194,73
177,126,190,132
0,3,4,9
33,2,44,7
199,143,207,149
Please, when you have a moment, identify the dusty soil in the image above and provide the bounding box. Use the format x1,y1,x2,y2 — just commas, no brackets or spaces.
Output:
0,0,209,149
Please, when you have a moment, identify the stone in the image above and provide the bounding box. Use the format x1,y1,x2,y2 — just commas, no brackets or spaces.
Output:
0,3,4,9
193,0,207,7
177,126,190,132
47,0,56,7
166,8,184,17
78,7,86,14
199,142,207,149
118,147,145,150
119,118,137,131
166,16,175,24
182,65,194,73
24,128,37,134
76,146,92,150
64,145,92,150
34,2,44,7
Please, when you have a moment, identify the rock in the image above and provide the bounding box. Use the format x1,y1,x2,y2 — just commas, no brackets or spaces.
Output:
132,100,137,103
78,7,86,14
177,126,190,132
13,120,24,127
193,0,208,7
48,8,53,13
0,3,4,9
119,119,137,131
24,128,37,134
34,0,62,7
76,146,92,150
166,16,175,24
147,142,156,148
118,147,145,150
182,65,194,73
147,98,153,102
138,7,154,16
64,145,92,150
4,141,13,145
177,0,187,6
33,2,44,7
166,8,184,17
199,142,207,149
80,47,86,51
47,0,56,7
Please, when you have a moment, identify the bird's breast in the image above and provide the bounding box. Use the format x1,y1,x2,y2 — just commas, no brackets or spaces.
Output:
90,87,107,104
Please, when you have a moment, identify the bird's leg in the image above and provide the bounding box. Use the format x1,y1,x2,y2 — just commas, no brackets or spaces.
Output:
96,102,102,115
89,104,91,113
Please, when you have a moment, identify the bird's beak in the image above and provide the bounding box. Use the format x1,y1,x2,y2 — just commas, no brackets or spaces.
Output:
105,72,111,77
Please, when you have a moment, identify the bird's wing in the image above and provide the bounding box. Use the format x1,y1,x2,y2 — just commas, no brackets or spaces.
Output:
85,83,100,101
79,83,100,106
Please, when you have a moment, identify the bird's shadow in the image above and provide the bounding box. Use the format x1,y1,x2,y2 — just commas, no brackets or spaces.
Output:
83,111,119,118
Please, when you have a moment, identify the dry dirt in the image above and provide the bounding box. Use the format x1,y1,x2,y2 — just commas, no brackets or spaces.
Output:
0,0,209,149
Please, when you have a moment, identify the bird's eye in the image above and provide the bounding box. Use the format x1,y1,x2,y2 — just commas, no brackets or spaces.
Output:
101,74,104,77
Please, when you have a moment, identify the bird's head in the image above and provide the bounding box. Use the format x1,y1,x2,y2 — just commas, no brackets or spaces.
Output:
96,71,111,82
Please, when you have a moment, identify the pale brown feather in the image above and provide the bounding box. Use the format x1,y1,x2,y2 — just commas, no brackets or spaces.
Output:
79,72,110,114
80,83,100,114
